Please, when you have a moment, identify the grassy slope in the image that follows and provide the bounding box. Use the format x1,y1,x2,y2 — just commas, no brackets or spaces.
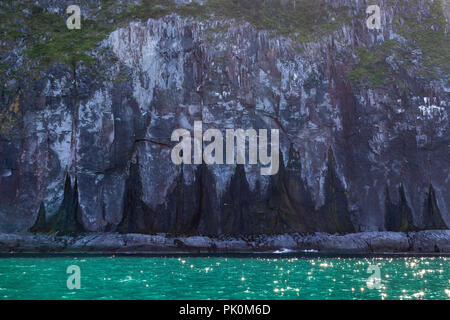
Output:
0,0,448,86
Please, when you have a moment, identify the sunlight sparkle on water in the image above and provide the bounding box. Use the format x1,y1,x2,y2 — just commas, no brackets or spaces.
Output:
0,256,447,300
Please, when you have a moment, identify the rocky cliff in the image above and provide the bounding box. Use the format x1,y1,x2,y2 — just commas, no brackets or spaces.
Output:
0,0,448,235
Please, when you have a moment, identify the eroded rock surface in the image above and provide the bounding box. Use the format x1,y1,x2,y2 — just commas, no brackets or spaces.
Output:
0,0,448,236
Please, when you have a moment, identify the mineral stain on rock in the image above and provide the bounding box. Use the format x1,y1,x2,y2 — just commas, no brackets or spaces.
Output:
29,174,84,235
0,0,448,237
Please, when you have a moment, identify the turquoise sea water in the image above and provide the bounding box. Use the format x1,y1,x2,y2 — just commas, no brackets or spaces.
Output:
0,255,448,300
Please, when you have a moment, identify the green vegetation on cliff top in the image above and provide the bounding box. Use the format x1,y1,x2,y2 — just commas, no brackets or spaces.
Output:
349,0,449,87
0,0,349,70
0,0,448,85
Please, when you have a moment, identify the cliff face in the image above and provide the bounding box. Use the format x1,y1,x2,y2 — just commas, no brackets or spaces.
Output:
0,0,448,235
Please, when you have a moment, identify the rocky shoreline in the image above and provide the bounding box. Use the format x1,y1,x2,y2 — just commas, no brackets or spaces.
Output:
0,230,449,254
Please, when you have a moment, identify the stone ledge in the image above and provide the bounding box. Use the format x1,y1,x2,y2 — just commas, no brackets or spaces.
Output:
0,230,448,254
